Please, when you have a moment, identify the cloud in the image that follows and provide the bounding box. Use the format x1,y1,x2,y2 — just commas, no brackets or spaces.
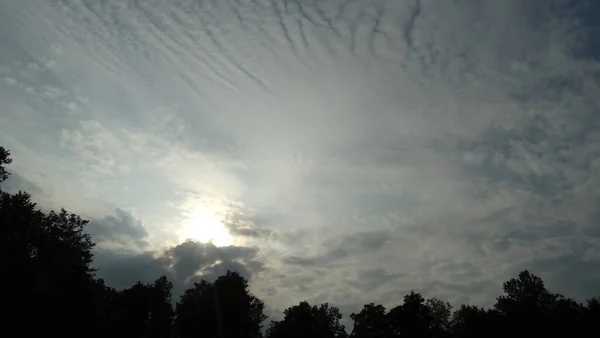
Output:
282,248,348,266
87,208,150,250
2,0,600,322
0,172,44,197
346,268,405,292
94,240,265,297
222,207,273,240
60,120,123,175
93,249,166,290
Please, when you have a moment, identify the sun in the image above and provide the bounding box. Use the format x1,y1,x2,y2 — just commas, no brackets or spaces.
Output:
177,206,233,247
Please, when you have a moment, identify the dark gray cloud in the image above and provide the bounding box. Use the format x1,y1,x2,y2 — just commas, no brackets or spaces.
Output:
164,240,259,281
92,249,167,289
93,240,264,298
524,256,600,302
87,208,150,249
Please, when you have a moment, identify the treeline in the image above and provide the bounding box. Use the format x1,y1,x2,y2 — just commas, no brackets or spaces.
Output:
0,145,598,338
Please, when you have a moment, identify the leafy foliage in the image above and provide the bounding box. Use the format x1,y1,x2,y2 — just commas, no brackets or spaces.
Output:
266,301,347,338
1,150,98,336
175,271,267,338
104,276,175,338
350,303,388,338
0,146,11,183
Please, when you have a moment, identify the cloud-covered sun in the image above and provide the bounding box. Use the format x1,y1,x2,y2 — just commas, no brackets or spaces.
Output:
178,206,233,247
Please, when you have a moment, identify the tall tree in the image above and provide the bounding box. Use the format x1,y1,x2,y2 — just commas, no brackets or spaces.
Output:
387,292,432,338
175,279,217,338
494,270,558,337
426,298,452,338
107,276,175,338
175,271,267,338
495,270,557,313
449,305,494,338
266,301,347,338
150,276,176,338
0,146,11,183
0,147,99,337
584,297,600,332
350,303,388,338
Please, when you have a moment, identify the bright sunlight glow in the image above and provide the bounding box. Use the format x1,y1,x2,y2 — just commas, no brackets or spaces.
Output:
178,206,233,247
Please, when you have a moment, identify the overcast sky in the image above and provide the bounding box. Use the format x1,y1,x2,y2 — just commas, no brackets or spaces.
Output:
1,0,600,322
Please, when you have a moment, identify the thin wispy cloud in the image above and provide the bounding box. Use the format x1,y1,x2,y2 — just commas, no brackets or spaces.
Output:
1,0,599,321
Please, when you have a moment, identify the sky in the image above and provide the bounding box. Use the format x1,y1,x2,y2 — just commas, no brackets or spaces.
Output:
1,0,600,323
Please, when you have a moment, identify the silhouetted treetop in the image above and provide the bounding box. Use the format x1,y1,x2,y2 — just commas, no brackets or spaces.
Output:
267,301,346,338
105,276,174,338
495,270,557,313
0,146,11,183
175,270,266,338
350,303,388,338
1,147,99,337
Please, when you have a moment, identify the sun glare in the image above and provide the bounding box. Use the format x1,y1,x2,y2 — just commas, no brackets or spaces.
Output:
178,207,233,247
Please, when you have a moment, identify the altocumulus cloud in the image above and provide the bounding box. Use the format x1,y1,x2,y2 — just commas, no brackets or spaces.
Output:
1,0,600,322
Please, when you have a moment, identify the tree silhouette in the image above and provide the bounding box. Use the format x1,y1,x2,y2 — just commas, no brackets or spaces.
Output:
386,292,433,338
584,297,600,332
0,146,11,182
266,301,347,338
349,303,388,338
426,298,452,338
175,279,217,338
495,270,557,313
494,270,559,337
106,276,175,338
0,148,99,337
449,305,494,338
175,271,267,338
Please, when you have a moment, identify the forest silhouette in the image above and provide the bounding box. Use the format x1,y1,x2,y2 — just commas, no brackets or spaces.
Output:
1,145,598,338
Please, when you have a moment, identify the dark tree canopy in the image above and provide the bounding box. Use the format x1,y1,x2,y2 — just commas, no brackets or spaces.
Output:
350,303,388,338
103,276,175,338
175,271,267,338
426,298,452,337
387,292,434,338
266,301,347,338
1,148,99,337
0,146,11,182
0,144,599,338
449,305,494,338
